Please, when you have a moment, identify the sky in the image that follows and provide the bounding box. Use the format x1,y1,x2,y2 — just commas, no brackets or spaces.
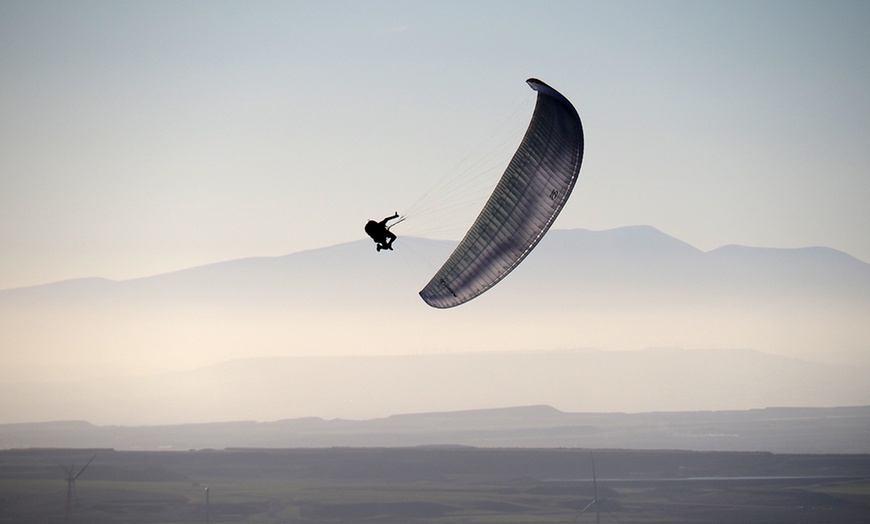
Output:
2,0,870,291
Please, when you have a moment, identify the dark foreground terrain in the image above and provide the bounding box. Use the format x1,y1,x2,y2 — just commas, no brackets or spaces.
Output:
1,447,869,523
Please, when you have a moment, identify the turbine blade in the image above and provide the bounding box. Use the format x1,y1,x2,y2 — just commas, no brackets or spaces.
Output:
72,455,96,480
574,500,596,520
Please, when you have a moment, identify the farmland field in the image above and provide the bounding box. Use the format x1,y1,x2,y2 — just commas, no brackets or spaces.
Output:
1,447,869,523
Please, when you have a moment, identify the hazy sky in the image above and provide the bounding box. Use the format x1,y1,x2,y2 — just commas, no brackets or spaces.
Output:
2,0,869,290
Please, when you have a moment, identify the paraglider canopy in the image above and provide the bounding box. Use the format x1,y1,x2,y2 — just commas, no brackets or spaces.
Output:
418,78,584,308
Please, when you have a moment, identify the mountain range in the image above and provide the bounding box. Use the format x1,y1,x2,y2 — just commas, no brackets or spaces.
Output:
1,226,868,426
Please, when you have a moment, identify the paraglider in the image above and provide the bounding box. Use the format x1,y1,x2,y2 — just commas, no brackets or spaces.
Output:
418,78,584,308
365,212,400,251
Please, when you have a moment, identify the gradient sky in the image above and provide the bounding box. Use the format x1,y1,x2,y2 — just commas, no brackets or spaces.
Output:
2,0,869,290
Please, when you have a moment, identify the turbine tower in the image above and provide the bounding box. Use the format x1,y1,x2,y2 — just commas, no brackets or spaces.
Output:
574,452,601,524
62,455,95,524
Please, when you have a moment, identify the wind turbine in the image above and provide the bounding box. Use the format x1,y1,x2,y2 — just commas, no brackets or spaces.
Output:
574,452,619,523
574,452,601,524
62,454,95,524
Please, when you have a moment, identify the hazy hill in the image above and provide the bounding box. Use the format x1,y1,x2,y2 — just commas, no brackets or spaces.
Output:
1,226,868,425
1,348,868,427
5,226,868,305
2,403,869,454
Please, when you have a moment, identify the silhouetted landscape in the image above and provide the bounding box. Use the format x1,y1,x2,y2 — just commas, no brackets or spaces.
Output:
2,446,869,523
2,227,869,425
2,347,869,426
2,404,869,454
3,228,869,521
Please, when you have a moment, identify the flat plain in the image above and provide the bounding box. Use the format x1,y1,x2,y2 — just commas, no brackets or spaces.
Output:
1,447,869,523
